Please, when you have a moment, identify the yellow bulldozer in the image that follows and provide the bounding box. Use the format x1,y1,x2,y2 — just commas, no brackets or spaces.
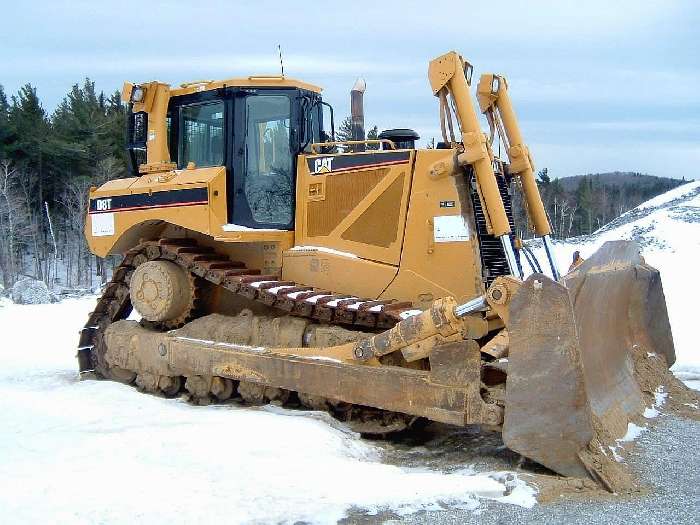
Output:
78,51,675,490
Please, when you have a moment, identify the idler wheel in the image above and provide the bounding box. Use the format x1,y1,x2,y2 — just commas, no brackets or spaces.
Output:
130,260,193,325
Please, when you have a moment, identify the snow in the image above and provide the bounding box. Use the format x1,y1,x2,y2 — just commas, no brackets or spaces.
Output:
174,336,266,353
3,182,699,522
346,301,366,310
326,297,358,307
289,245,359,259
249,280,277,289
222,224,286,233
527,181,700,389
0,298,536,524
608,421,649,463
620,422,647,442
305,294,331,304
400,309,424,319
654,387,668,407
643,407,660,418
267,285,295,294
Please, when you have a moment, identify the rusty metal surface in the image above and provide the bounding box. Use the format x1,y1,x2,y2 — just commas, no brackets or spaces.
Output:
563,241,675,437
503,274,594,479
504,240,675,482
104,320,489,427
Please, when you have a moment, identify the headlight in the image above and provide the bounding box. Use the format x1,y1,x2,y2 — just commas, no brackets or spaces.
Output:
131,86,145,103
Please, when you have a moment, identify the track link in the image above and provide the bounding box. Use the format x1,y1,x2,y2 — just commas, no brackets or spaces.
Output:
77,238,419,433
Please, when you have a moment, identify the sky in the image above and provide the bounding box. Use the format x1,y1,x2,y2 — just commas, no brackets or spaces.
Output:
1,0,698,179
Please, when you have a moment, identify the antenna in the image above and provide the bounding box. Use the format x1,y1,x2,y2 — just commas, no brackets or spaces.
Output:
278,44,285,77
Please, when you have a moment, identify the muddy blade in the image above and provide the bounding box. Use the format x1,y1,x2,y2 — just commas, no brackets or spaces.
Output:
503,274,594,479
504,240,675,483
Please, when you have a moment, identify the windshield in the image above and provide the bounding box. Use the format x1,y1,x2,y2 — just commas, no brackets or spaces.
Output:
243,94,293,225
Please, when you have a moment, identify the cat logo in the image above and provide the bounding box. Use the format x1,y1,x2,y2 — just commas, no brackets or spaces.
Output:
313,157,333,174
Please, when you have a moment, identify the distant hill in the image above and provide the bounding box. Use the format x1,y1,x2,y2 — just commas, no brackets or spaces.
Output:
557,172,685,194
512,171,687,239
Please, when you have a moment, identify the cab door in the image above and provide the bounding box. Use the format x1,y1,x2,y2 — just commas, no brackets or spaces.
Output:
229,89,298,230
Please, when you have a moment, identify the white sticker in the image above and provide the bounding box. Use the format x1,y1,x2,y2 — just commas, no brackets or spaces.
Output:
91,213,115,237
434,215,470,243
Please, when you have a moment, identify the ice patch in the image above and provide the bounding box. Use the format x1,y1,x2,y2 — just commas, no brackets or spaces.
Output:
175,336,266,353
489,472,538,508
609,421,650,460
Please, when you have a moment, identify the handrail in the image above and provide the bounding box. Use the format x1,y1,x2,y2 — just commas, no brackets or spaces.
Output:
247,75,286,81
179,80,213,88
309,139,396,154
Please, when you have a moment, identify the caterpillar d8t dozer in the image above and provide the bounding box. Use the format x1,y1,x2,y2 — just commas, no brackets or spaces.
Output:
78,50,676,490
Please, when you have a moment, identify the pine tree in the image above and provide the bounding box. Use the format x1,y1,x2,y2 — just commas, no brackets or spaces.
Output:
336,117,353,143
366,125,379,150
0,86,10,159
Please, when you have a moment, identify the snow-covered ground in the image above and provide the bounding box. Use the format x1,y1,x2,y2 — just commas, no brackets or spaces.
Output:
0,298,534,524
1,182,698,524
528,181,700,390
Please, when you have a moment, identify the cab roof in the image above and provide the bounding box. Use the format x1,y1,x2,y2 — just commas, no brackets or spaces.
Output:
170,76,322,97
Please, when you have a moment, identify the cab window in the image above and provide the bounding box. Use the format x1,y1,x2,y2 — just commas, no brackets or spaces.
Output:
179,101,224,168
243,95,293,225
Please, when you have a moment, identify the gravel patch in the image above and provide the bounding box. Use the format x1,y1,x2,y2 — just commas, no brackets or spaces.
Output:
343,415,699,524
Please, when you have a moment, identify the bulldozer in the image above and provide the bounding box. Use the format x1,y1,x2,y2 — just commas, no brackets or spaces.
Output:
78,51,676,490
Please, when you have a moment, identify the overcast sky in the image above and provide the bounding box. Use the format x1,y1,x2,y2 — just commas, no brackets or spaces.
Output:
1,0,698,179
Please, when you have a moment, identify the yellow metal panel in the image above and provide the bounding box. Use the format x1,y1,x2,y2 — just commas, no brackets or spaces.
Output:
91,177,138,194
282,249,398,299
85,166,294,257
295,151,414,266
382,149,483,308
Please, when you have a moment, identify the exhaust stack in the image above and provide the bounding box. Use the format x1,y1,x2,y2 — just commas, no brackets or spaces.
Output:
351,78,366,151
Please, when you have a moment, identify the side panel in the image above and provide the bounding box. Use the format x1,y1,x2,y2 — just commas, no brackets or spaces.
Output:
295,150,414,266
382,150,484,308
85,167,293,258
282,249,398,299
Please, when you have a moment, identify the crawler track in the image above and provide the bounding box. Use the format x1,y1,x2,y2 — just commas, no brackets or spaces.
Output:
77,237,420,433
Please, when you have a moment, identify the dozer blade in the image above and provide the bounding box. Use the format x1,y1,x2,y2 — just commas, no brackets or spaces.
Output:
503,240,674,487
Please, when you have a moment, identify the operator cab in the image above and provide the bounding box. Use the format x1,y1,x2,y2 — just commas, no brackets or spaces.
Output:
127,81,329,230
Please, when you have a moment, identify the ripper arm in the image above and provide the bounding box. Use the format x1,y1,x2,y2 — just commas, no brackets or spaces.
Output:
476,73,560,279
428,51,521,276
